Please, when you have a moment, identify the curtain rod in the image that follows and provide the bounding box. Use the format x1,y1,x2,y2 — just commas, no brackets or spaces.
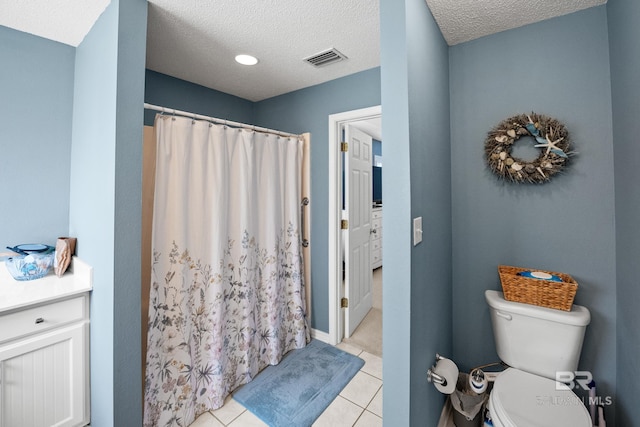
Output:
144,103,302,139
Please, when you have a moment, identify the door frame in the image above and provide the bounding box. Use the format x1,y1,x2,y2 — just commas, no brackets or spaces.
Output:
328,105,381,345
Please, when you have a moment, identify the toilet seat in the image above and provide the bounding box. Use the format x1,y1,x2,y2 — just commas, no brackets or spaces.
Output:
488,368,592,427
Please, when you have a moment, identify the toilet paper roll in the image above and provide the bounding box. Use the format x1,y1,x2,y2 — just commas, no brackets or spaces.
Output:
469,368,488,394
433,357,459,394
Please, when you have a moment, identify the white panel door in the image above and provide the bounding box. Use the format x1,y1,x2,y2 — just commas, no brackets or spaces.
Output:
344,125,373,337
0,323,86,427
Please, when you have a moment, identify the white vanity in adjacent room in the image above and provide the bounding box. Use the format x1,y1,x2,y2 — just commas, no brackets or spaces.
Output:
0,257,92,427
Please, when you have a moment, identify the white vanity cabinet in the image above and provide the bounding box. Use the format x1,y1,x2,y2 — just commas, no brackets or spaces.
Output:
371,207,382,269
0,257,92,427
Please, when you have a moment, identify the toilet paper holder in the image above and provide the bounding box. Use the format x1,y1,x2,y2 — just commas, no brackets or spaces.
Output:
427,353,448,386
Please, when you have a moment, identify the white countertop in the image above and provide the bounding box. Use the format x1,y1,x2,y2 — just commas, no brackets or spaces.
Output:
0,256,92,313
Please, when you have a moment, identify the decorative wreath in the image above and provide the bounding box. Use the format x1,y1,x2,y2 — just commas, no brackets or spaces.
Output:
485,112,574,184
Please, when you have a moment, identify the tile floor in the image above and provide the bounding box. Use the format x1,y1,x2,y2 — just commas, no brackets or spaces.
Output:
188,341,383,427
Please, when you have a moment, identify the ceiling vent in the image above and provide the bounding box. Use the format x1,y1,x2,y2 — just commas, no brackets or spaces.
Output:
304,48,347,67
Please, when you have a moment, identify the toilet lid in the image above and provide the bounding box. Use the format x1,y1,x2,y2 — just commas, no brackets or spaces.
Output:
490,368,592,427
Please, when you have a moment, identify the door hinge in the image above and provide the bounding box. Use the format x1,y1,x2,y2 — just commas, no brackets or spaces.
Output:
340,142,349,152
341,297,349,308
341,219,349,230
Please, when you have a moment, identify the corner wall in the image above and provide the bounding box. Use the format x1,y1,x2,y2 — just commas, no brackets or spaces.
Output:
70,0,147,424
380,0,452,424
71,4,119,421
113,0,147,424
607,0,640,425
450,6,616,422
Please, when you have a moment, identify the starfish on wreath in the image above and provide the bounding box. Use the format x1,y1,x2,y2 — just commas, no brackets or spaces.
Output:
534,135,568,158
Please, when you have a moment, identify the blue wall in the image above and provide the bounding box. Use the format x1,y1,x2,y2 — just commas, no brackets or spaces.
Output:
113,0,147,424
71,0,147,425
450,6,616,421
72,5,118,422
379,1,412,420
406,0,452,423
144,70,254,126
372,139,382,160
607,0,640,425
1,7,147,423
373,140,382,202
0,26,75,246
380,0,451,424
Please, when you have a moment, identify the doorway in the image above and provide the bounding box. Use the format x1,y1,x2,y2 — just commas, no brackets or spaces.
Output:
328,105,382,356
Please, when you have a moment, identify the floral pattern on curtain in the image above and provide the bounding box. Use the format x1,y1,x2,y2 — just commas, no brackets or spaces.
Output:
144,115,309,427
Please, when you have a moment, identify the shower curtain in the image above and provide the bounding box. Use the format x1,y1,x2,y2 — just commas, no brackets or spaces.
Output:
144,115,309,426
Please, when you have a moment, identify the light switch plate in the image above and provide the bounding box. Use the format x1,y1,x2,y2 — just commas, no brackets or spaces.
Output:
413,217,423,246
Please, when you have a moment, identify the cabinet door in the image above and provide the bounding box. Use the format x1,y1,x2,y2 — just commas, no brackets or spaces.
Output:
0,322,87,427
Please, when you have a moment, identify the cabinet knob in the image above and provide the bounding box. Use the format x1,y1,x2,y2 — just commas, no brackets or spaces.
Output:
35,317,44,324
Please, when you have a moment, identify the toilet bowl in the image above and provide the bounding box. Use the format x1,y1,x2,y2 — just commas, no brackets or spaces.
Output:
485,290,592,427
487,368,591,427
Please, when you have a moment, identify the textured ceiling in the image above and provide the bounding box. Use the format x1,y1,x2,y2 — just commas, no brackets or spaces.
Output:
0,0,109,46
1,0,606,101
425,0,607,45
145,0,380,102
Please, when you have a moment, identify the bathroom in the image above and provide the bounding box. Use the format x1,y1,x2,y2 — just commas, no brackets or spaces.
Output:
1,0,639,425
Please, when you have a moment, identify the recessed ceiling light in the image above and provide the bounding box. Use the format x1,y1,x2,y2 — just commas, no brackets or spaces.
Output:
235,54,259,66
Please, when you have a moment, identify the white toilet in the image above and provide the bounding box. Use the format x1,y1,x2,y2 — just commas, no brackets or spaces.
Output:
485,290,592,427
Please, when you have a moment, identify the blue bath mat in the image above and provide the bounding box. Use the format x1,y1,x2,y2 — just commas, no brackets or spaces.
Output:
233,339,364,427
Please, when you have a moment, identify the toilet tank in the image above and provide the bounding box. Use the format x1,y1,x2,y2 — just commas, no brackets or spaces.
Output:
485,290,590,380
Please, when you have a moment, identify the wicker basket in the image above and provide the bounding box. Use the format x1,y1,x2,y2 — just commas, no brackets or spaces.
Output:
498,265,577,311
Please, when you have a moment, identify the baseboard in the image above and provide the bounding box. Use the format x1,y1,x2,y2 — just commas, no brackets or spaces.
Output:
310,328,331,344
